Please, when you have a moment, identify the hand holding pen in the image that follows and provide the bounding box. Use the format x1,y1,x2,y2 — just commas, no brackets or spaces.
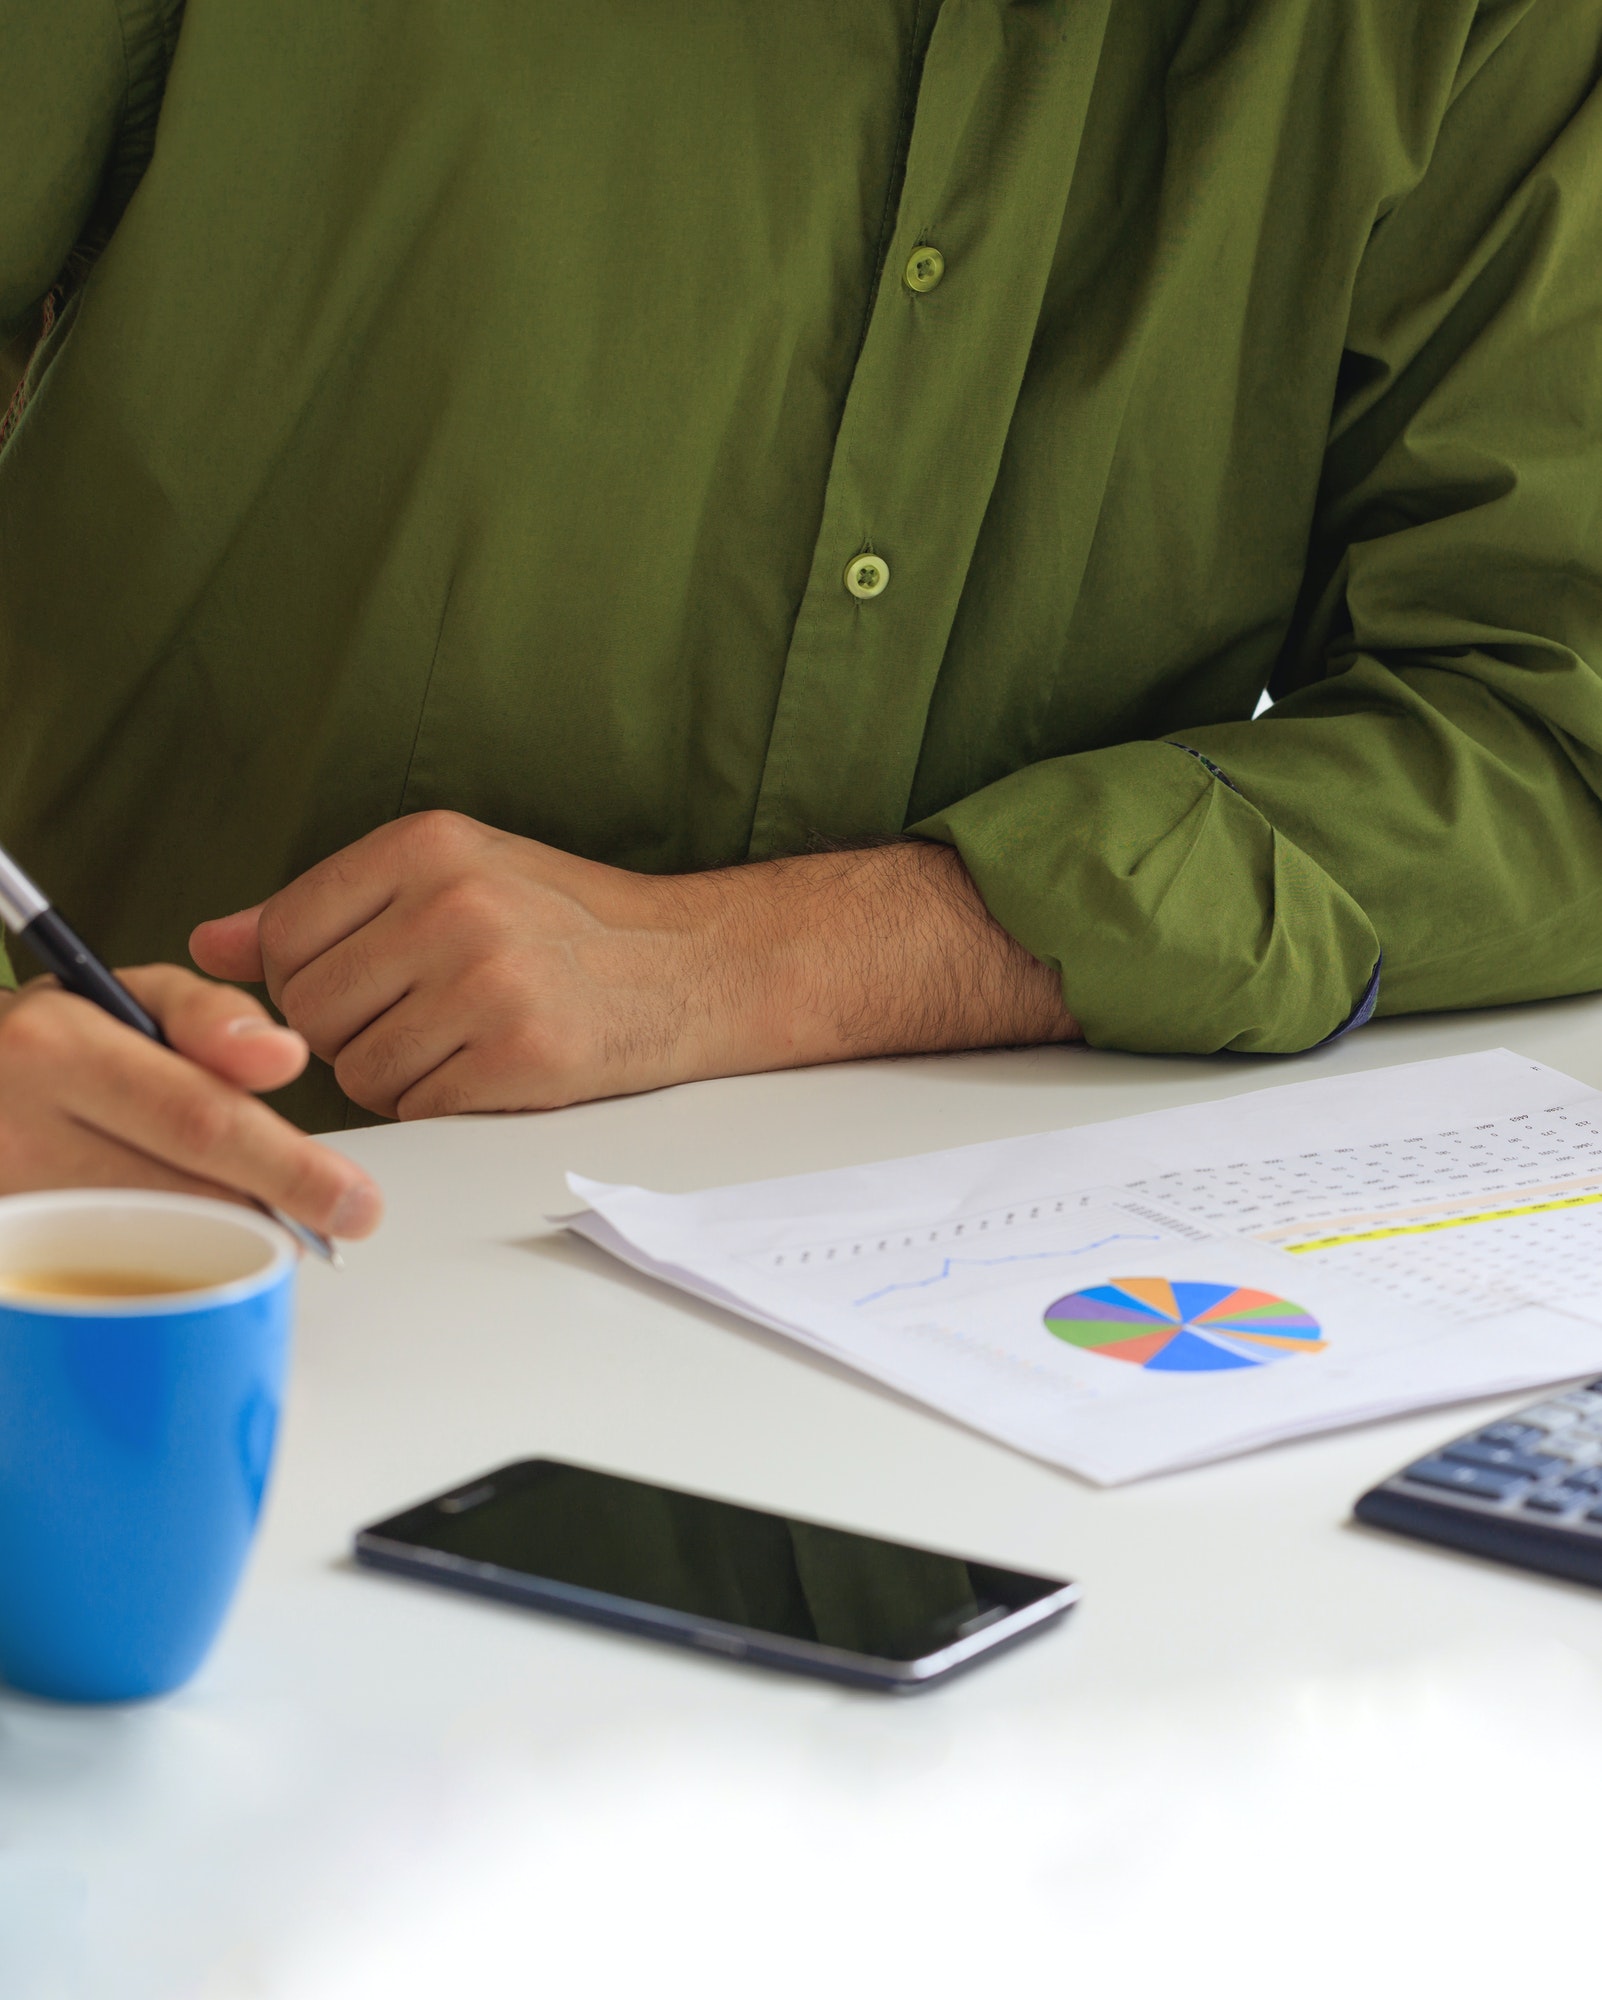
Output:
0,844,382,1256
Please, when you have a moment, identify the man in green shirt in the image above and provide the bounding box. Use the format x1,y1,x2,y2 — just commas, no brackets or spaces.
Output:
2,0,1600,1247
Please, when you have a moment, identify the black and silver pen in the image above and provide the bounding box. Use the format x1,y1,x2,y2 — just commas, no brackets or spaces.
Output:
0,842,339,1266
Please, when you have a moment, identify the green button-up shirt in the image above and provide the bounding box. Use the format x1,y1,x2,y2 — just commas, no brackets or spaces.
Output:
5,0,1602,1133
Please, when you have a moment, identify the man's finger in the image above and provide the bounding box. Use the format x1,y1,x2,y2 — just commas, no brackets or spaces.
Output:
330,989,466,1119
188,907,267,984
5,1104,285,1210
275,905,421,1063
395,1043,567,1122
246,824,414,1002
120,963,308,1092
37,995,383,1238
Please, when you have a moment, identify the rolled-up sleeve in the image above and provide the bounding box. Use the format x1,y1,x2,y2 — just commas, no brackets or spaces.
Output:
917,0,1602,1056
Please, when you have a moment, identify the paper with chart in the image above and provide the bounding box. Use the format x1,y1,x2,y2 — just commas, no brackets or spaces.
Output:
563,1051,1602,1483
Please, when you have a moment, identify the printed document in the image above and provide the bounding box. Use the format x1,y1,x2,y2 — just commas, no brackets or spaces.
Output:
564,1051,1602,1482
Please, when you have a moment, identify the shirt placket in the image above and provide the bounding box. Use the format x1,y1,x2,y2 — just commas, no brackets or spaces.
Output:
747,0,1110,860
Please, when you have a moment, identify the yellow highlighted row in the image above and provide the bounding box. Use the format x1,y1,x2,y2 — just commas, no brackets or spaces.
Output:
1286,1187,1602,1255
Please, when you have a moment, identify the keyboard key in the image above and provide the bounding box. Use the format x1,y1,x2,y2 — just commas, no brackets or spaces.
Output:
1519,1404,1583,1430
1522,1493,1573,1515
1402,1458,1525,1501
1476,1424,1547,1449
1442,1442,1564,1479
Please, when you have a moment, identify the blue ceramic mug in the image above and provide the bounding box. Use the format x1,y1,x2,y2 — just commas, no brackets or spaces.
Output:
0,1191,296,1703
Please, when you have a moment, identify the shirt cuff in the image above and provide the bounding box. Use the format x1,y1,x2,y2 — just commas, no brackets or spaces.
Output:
911,738,1381,1056
1314,952,1382,1046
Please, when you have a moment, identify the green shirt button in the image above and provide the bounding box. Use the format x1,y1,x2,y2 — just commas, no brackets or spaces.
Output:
844,553,890,599
904,245,946,293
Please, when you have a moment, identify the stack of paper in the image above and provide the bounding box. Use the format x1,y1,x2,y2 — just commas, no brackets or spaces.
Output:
564,1052,1602,1483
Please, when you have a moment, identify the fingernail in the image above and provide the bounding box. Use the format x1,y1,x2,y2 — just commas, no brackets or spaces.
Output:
328,1183,382,1238
227,1016,292,1039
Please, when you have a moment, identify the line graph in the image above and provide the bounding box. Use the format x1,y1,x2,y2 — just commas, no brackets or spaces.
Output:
747,1187,1213,1301
851,1233,1164,1307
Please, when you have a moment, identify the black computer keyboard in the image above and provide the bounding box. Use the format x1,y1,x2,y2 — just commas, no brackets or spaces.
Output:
1355,1379,1602,1588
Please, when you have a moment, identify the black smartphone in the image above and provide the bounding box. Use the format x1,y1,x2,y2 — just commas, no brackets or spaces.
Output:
354,1459,1079,1693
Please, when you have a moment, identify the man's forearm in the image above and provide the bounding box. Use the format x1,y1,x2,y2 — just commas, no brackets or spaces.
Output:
693,840,1081,1077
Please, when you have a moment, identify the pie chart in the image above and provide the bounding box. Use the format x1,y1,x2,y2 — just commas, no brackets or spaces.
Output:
1043,1278,1325,1372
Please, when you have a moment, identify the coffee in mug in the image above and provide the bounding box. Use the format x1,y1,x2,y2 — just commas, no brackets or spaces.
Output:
0,1269,212,1300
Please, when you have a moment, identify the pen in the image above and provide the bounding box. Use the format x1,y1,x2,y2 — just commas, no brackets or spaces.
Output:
0,842,340,1267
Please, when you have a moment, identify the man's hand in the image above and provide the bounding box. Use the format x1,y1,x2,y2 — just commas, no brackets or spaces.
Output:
190,812,1079,1120
0,967,383,1234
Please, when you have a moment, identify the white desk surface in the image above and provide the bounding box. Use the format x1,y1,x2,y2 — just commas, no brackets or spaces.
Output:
6,998,1602,1999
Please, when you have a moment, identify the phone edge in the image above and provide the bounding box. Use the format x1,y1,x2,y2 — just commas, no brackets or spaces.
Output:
352,1531,1079,1694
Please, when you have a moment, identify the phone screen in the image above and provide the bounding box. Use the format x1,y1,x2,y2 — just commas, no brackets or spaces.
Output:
363,1460,1070,1665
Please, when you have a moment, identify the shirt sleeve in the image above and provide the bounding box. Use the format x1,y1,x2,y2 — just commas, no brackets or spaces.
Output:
0,0,179,344
914,0,1602,1056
